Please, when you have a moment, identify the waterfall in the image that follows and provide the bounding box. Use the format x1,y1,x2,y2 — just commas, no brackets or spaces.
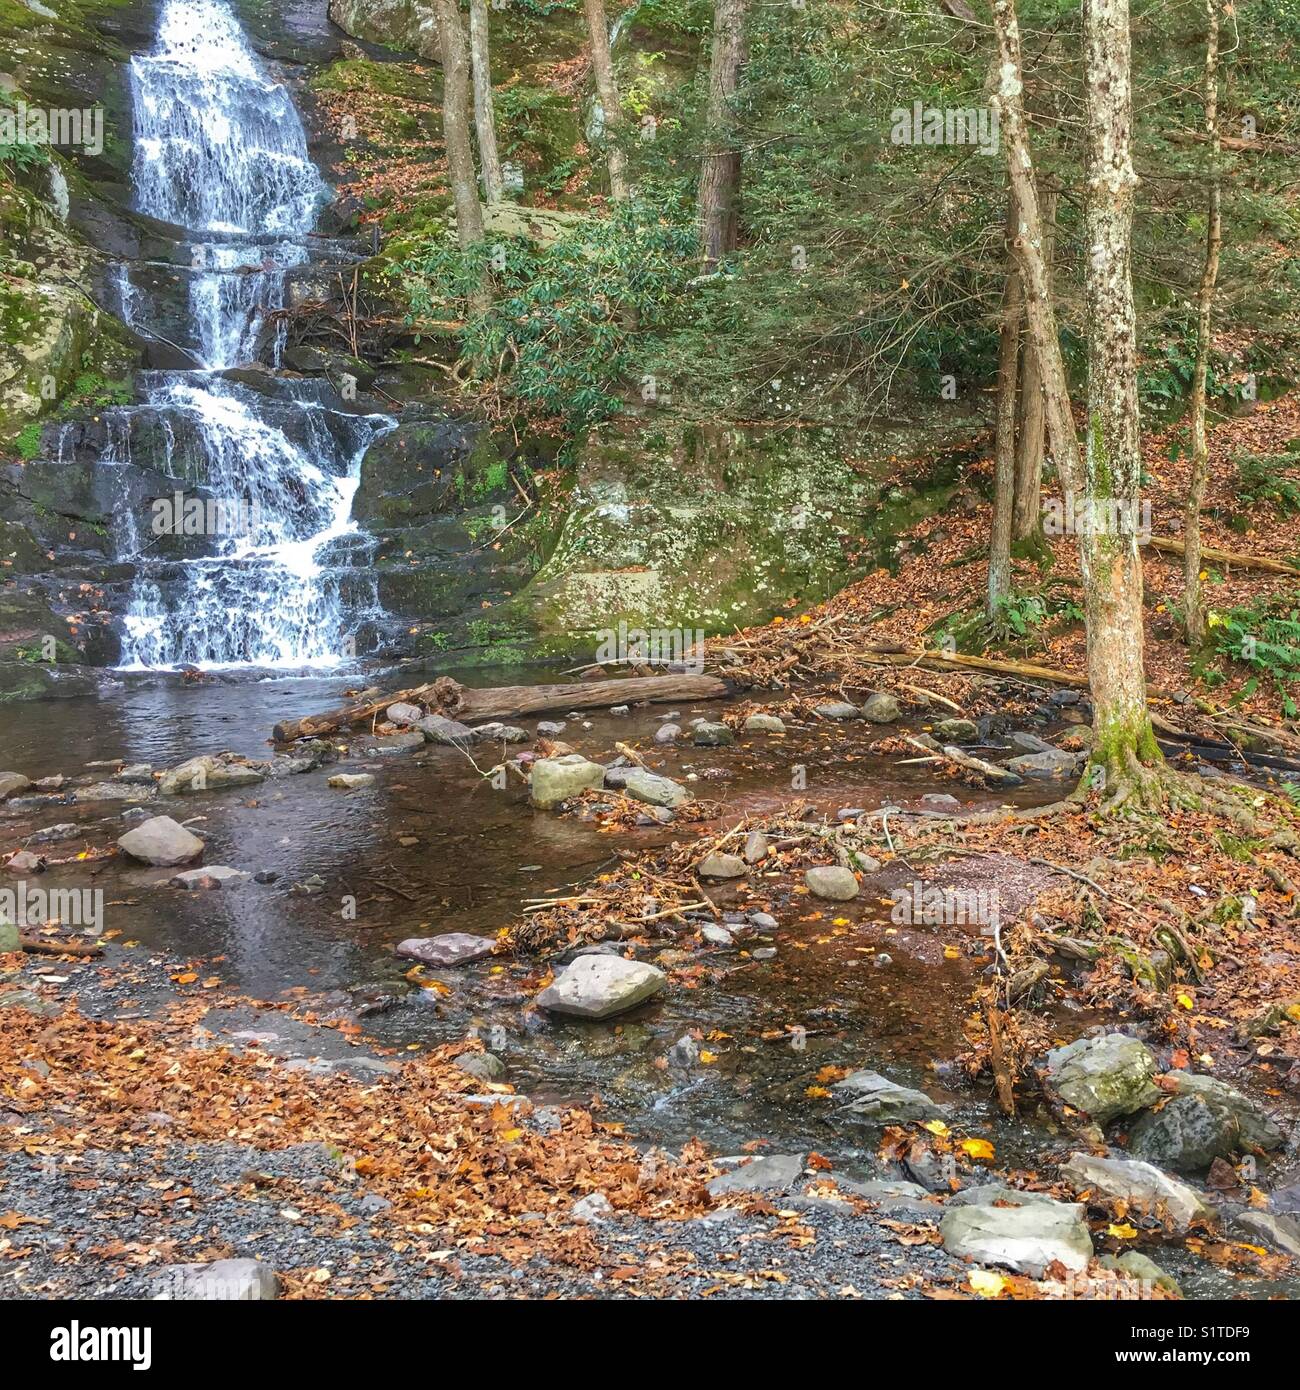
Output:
115,0,392,670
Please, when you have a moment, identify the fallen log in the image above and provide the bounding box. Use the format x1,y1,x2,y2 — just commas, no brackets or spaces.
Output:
20,935,103,958
1148,536,1300,576
273,673,730,743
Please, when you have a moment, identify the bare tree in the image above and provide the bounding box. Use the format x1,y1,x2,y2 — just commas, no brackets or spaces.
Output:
990,2,1082,502
434,0,484,253
989,194,1022,616
583,0,629,200
1182,0,1224,648
698,0,750,269
469,0,504,204
1012,184,1057,545
1077,0,1162,796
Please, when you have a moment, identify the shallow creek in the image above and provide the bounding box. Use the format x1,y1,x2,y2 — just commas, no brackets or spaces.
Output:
2,668,1296,1298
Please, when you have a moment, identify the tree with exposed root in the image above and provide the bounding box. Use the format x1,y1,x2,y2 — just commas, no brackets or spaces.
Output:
1182,0,1224,648
583,0,629,200
697,0,750,270
468,0,504,204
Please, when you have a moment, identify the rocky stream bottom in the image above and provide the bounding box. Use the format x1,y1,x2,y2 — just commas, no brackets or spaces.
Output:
1,667,1298,1301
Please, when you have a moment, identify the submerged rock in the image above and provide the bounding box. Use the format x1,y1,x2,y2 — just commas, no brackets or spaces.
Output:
535,955,665,1019
169,867,250,890
471,722,529,744
396,933,496,967
117,817,204,868
159,754,264,796
833,1069,945,1123
814,701,859,720
417,714,475,745
934,718,979,742
692,721,734,747
1042,1033,1161,1125
611,768,690,808
654,723,681,744
805,865,859,900
454,1051,506,1082
530,754,606,808
1007,749,1081,778
940,1197,1092,1276
327,773,375,790
1232,1210,1300,1258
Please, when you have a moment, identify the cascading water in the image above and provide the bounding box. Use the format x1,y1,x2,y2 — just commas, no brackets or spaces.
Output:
114,0,392,669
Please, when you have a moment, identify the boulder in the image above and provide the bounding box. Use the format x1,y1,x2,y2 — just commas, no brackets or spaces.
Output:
0,773,31,802
328,773,375,790
1162,1072,1284,1153
861,692,901,723
471,722,529,744
934,718,979,742
154,1258,278,1301
805,865,859,900
814,701,860,720
530,755,606,809
939,1198,1093,1276
1042,1033,1161,1124
396,933,496,967
73,782,155,803
417,714,475,745
535,955,665,1019
169,867,250,890
1127,1095,1242,1174
117,817,204,868
743,831,768,864
1008,731,1055,754
1007,749,1081,778
698,852,747,879
654,723,681,744
115,763,155,784
454,1051,506,1082
833,1069,945,1123
692,721,734,747
158,755,265,796
386,702,426,726
743,713,786,733
707,1153,805,1197
1098,1251,1182,1297
1059,1152,1212,1232
700,924,734,948
612,768,691,808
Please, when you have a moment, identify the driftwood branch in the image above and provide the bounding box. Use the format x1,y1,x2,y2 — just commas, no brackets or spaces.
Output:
273,673,730,743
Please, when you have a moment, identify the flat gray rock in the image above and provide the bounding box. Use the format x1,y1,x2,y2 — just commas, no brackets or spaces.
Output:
611,768,691,808
158,754,265,796
698,852,747,879
1059,1152,1212,1232
940,1198,1093,1276
833,1068,945,1123
530,754,606,809
328,773,375,789
1042,1033,1160,1125
396,933,496,967
708,1153,806,1197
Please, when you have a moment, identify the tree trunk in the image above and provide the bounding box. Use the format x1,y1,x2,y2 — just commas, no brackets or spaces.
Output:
468,0,504,204
1012,184,1057,542
1079,0,1162,793
1183,0,1223,648
697,0,749,270
583,0,629,200
990,1,1082,501
989,195,1022,616
434,0,485,253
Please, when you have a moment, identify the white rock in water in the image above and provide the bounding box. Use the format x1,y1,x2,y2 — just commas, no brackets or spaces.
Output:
117,816,204,867
396,933,496,967
535,955,665,1019
328,773,375,790
940,1198,1093,1276
169,866,250,890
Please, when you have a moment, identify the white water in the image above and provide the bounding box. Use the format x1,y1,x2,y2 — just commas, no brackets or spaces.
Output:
116,0,391,670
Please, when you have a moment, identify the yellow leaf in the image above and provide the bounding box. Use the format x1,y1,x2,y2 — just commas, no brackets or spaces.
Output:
921,1119,949,1136
699,1050,718,1064
1107,1222,1138,1239
500,1128,523,1143
968,1269,1005,1298
805,1085,832,1099
1176,992,1195,1010
960,1138,995,1161
943,946,960,960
